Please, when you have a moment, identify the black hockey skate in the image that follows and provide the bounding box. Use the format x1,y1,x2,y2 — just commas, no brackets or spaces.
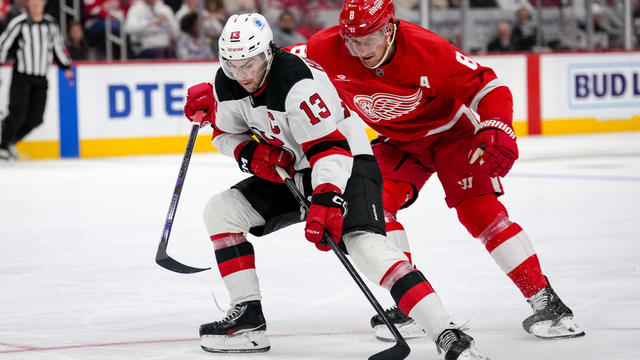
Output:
370,306,427,342
200,300,270,353
436,328,490,360
522,277,585,339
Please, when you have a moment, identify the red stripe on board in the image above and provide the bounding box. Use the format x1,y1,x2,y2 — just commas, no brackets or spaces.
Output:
484,223,523,253
218,254,255,277
397,282,435,315
527,53,541,135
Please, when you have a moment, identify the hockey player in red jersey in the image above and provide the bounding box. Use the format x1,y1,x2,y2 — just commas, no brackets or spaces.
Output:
184,13,490,359
286,0,584,341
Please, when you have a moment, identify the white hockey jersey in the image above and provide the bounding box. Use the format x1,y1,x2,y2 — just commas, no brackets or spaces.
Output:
210,50,372,192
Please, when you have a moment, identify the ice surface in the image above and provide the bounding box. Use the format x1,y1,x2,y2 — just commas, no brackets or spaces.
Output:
1,132,639,360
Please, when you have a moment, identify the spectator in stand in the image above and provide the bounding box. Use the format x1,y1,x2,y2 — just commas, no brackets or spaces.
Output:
395,0,419,10
175,0,198,21
599,0,624,49
221,0,255,15
83,0,125,48
206,0,228,21
67,20,90,60
175,0,223,40
631,0,640,47
125,0,179,59
272,9,306,48
205,0,228,57
487,21,515,52
511,7,537,51
574,3,610,50
163,0,181,13
296,11,323,39
449,0,496,7
471,0,497,6
431,0,449,9
176,12,214,60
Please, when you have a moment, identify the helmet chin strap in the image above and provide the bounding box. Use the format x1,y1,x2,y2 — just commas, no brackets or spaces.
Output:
361,22,397,69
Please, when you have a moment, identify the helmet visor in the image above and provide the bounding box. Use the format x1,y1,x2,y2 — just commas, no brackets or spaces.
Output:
221,53,268,81
344,28,387,57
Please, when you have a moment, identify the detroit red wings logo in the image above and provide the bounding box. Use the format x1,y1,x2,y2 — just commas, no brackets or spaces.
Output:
353,89,422,122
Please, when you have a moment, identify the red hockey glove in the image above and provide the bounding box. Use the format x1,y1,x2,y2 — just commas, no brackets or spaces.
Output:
234,141,294,183
305,183,347,251
184,82,216,128
469,119,519,177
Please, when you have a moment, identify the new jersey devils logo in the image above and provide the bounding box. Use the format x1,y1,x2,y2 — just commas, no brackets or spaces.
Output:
353,89,423,122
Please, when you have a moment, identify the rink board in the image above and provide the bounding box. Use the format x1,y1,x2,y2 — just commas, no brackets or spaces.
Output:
539,52,640,135
1,51,639,159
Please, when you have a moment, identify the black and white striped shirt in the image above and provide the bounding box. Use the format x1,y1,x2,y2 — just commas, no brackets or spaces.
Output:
0,13,71,77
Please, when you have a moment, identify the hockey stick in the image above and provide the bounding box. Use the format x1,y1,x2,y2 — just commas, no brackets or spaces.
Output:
274,167,410,360
156,110,211,274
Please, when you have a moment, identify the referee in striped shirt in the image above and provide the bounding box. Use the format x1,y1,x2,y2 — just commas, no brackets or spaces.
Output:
0,0,73,161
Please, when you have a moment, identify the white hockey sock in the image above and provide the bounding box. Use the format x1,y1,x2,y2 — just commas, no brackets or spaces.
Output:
408,293,452,341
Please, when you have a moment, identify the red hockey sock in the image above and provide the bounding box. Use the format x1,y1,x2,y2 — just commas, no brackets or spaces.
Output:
456,195,548,298
211,233,255,277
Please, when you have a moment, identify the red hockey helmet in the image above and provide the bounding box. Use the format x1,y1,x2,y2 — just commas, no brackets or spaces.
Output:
339,0,395,38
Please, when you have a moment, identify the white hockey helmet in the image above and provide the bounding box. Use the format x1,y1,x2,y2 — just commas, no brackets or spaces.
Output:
218,13,274,82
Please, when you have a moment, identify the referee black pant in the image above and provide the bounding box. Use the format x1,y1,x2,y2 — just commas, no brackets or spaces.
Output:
0,72,48,149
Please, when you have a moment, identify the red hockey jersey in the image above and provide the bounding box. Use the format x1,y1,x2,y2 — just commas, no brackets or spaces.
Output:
301,20,514,142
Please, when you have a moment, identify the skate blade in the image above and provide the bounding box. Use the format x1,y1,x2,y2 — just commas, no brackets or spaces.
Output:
530,316,586,339
458,345,491,360
373,320,428,342
201,330,270,353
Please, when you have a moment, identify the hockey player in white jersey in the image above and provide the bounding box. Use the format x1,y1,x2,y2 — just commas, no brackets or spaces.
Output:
183,13,490,359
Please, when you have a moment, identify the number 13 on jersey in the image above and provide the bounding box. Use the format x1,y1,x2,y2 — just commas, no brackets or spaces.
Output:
300,93,331,125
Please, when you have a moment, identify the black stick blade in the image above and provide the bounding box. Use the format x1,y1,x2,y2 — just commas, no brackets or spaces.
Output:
155,254,210,274
368,340,410,360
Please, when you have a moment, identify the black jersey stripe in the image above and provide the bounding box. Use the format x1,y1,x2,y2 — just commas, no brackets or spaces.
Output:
303,139,351,162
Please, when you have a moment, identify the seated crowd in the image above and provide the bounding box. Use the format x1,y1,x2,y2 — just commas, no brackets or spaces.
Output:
0,0,637,62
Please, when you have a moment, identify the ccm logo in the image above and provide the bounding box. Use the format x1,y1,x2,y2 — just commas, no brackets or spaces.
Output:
228,47,244,52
